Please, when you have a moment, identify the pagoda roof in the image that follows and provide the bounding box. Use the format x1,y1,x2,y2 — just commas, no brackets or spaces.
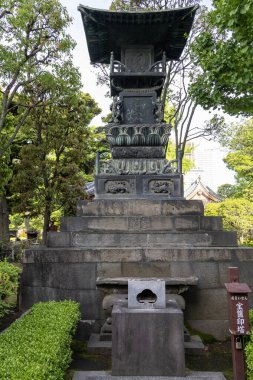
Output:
78,5,198,64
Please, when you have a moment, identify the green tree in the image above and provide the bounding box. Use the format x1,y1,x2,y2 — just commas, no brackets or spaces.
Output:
0,0,75,158
217,183,237,200
10,90,101,243
0,0,86,240
190,0,253,116
220,120,253,202
205,199,253,246
0,0,76,241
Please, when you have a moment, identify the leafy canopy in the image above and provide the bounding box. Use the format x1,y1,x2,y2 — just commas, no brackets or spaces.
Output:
190,0,253,116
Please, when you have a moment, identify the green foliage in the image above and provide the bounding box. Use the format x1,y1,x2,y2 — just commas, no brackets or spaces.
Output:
0,301,80,380
205,198,253,245
246,310,253,380
223,120,253,201
190,0,253,116
0,260,21,318
217,184,238,200
9,91,101,240
166,141,195,174
0,0,75,161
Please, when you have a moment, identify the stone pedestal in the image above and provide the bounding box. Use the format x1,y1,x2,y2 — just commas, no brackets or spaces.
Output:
112,302,185,376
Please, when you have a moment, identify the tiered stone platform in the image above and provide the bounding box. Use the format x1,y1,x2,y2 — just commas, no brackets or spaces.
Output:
21,199,253,340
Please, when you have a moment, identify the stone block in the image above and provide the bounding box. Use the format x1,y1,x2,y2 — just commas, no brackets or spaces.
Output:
144,247,234,262
184,288,228,320
188,262,220,289
95,174,183,199
70,231,236,248
76,199,204,217
20,287,104,320
97,263,122,278
170,262,193,278
112,303,185,376
21,262,97,290
235,247,253,261
207,231,237,247
200,217,222,231
46,231,71,247
72,371,226,380
128,279,166,309
174,216,199,230
121,262,170,277
187,320,229,342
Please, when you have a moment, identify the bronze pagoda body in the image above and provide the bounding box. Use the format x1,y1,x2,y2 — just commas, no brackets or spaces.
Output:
79,5,197,199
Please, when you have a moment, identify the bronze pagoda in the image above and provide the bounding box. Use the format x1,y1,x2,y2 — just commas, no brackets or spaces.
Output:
78,5,198,199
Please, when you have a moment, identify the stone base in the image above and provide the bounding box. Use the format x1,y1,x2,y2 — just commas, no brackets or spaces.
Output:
87,334,204,356
95,174,183,199
112,304,185,376
72,371,226,380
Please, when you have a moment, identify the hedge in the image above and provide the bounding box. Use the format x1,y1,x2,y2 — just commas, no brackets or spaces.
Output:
0,260,21,318
0,301,80,380
246,309,253,380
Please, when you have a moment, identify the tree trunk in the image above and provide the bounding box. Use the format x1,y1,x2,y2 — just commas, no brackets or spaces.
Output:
0,194,10,242
42,204,51,245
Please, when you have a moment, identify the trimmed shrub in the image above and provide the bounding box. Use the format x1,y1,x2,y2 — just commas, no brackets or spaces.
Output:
0,260,21,318
246,309,253,379
0,300,80,380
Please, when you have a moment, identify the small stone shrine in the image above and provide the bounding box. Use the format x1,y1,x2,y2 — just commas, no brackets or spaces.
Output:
20,5,253,353
112,279,185,376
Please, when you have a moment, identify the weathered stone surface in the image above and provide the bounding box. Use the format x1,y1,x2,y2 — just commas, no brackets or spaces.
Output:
76,199,204,217
112,304,185,376
97,263,122,278
20,245,253,340
60,215,223,233
46,231,71,247
121,262,170,277
200,216,222,231
184,288,228,320
170,262,221,290
187,320,229,342
23,247,143,264
20,287,104,320
72,371,226,380
21,262,97,290
95,174,183,199
128,279,166,309
67,231,235,248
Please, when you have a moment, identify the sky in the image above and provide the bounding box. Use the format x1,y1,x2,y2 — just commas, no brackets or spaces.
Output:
59,0,235,191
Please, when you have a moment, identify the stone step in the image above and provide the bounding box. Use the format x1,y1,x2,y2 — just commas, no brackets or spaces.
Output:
60,215,222,233
77,199,204,217
72,371,226,380
23,246,243,265
46,230,237,248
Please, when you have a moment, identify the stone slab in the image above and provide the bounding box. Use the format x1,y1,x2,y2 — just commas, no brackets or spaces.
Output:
20,287,104,320
21,262,97,290
72,371,226,380
60,215,223,232
76,199,204,217
112,304,185,376
56,231,236,248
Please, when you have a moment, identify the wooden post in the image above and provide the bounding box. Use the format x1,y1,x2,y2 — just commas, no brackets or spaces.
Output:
227,267,250,380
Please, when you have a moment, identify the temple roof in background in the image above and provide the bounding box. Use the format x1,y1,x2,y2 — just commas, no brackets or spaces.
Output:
184,177,222,205
78,5,198,64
